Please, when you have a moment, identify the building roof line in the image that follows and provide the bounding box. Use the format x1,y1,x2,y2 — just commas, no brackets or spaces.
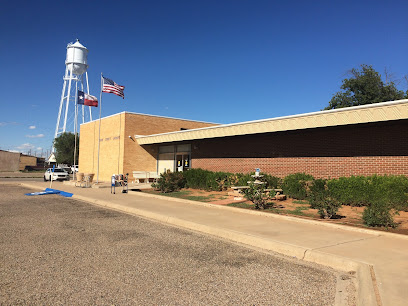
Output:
79,111,218,126
135,99,408,144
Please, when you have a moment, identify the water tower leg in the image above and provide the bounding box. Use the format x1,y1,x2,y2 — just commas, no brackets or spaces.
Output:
63,69,74,133
54,66,69,142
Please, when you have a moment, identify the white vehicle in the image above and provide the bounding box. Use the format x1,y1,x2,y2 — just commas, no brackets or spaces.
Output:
44,168,70,181
71,165,79,173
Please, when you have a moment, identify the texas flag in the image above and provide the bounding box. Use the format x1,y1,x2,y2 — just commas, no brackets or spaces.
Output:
77,90,98,107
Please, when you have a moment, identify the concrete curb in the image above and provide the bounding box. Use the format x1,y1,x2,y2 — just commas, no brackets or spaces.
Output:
19,182,380,305
129,189,408,241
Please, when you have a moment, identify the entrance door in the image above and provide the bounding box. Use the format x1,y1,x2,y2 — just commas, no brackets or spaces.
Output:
176,153,190,172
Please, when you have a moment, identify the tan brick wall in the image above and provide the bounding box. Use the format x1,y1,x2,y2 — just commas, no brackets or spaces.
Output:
122,113,217,179
0,151,20,171
79,113,125,182
79,112,217,182
19,155,37,171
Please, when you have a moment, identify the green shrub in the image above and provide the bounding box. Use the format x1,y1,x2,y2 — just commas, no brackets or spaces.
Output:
328,176,371,206
183,169,281,191
308,179,327,209
242,181,276,210
235,173,253,187
308,179,341,219
327,175,408,210
282,173,314,200
362,200,398,228
263,174,281,189
367,175,408,211
152,171,186,193
227,173,242,187
183,168,233,191
183,168,210,190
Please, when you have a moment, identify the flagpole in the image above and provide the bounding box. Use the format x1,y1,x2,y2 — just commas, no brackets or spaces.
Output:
96,73,103,183
73,84,78,182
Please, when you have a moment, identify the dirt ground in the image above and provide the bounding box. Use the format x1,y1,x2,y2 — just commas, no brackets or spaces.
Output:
145,188,408,236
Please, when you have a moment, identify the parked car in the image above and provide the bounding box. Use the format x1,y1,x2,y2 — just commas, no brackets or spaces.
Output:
62,166,72,174
43,168,70,181
71,165,79,173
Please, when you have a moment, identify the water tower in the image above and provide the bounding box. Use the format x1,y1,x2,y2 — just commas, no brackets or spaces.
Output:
53,39,93,147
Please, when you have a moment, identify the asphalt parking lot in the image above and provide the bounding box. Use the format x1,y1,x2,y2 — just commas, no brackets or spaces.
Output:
0,185,337,305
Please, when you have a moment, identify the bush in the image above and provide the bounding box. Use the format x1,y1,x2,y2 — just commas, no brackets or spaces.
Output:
308,179,327,209
183,168,232,191
183,169,281,191
152,171,186,193
183,168,211,190
327,175,408,210
362,200,398,228
242,179,276,210
308,179,341,219
263,174,281,189
235,173,253,187
367,175,408,211
282,173,314,200
328,176,370,206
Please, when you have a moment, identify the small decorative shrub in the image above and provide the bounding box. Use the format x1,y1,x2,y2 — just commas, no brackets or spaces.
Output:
308,179,341,219
263,174,281,189
227,173,240,186
316,195,342,219
152,171,186,193
308,179,327,209
282,173,314,200
235,173,253,187
242,181,276,210
362,200,398,228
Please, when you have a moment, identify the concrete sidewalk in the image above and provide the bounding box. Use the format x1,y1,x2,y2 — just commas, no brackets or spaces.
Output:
16,181,408,306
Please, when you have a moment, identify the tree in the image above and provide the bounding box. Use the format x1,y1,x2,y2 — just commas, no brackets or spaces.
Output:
324,64,407,110
53,132,79,165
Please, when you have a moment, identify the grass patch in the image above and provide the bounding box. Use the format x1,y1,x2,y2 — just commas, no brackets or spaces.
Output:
292,200,309,205
151,190,192,198
185,194,216,202
285,206,310,216
146,190,221,203
264,205,312,217
227,202,254,209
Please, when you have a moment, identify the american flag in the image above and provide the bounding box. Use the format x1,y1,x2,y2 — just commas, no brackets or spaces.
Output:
102,76,125,99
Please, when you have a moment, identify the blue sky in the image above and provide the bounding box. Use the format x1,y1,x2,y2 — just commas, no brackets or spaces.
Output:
1,0,407,156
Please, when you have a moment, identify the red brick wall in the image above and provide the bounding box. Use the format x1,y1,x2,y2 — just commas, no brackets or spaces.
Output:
188,119,408,178
192,156,408,178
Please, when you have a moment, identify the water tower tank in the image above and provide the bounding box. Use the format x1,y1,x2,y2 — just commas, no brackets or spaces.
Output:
65,39,88,75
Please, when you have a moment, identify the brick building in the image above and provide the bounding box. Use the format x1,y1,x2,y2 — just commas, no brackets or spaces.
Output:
136,99,408,179
0,150,43,172
78,100,408,182
78,112,217,182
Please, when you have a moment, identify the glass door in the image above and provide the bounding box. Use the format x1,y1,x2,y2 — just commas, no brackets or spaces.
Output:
176,153,190,172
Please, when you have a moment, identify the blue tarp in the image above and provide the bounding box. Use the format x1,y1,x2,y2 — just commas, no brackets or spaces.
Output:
25,190,60,196
25,188,73,198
